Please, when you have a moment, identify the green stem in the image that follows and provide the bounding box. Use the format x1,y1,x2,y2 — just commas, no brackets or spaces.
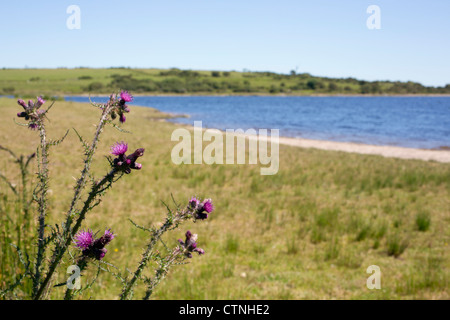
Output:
142,250,181,300
33,168,118,300
63,108,110,236
32,121,49,297
120,209,188,300
34,106,113,300
64,258,88,300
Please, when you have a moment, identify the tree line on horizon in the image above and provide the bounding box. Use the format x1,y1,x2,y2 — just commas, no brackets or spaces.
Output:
2,67,449,96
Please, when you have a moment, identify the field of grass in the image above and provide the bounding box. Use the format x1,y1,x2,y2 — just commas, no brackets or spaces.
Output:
1,68,449,97
0,96,449,299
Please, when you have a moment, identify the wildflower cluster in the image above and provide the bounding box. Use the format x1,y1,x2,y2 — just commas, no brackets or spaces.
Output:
74,229,115,260
189,197,214,220
110,142,145,174
178,230,205,258
109,90,133,123
8,89,216,300
16,97,47,130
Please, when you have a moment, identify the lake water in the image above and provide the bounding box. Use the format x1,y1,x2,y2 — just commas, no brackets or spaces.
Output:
65,96,450,149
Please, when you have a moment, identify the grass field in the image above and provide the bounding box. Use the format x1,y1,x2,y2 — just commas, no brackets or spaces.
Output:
1,68,449,97
0,96,449,299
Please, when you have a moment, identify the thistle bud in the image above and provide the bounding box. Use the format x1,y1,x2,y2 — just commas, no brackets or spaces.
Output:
17,99,27,110
178,231,205,258
36,96,45,108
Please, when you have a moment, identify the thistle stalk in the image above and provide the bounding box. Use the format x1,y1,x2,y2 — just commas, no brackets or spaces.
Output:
120,198,212,300
63,257,88,300
34,168,119,300
63,106,112,235
120,210,187,300
20,152,35,243
9,91,207,300
34,102,115,300
32,120,50,297
142,249,181,300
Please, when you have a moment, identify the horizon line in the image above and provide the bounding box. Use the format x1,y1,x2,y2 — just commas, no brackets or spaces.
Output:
1,66,448,88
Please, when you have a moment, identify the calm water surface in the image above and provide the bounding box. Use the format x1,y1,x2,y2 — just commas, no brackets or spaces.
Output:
65,96,450,149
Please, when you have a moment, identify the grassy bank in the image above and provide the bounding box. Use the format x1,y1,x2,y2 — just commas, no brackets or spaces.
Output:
1,68,449,97
0,97,449,299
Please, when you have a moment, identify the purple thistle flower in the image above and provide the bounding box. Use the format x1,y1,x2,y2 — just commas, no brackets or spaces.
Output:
111,146,144,174
99,229,115,245
105,228,115,238
110,141,128,156
119,114,126,123
74,229,94,250
75,228,115,261
120,91,133,102
16,96,49,130
193,198,214,220
202,199,214,213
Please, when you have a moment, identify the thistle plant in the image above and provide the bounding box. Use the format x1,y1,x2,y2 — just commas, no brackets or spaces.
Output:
0,90,215,300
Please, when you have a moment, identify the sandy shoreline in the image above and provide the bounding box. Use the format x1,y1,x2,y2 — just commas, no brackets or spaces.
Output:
181,124,450,163
274,136,450,163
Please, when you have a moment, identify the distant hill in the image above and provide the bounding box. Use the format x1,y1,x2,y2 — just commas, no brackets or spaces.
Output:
1,67,449,98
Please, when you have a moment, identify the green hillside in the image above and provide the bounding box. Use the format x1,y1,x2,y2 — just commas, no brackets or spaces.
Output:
1,68,449,97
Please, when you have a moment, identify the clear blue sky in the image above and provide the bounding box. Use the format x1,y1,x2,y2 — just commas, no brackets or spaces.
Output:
1,0,449,86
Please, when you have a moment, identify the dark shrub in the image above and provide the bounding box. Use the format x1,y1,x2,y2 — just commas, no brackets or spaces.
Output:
87,82,104,91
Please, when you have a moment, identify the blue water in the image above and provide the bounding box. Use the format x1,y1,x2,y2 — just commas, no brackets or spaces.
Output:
65,96,450,149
